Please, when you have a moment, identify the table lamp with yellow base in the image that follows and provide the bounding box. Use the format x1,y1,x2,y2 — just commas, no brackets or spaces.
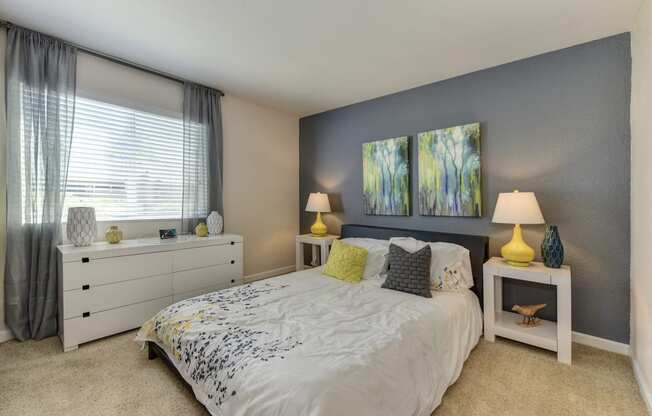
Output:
305,192,331,236
492,190,545,267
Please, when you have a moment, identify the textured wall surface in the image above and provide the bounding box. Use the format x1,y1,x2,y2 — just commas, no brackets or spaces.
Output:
300,34,631,343
631,0,652,403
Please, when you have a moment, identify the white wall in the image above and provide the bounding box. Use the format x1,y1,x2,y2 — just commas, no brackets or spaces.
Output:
0,30,8,341
631,0,652,410
222,95,299,276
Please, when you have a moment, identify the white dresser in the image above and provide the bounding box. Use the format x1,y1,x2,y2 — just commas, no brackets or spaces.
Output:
57,234,244,352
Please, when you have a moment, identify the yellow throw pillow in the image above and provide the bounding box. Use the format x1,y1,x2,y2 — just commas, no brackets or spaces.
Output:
323,239,368,283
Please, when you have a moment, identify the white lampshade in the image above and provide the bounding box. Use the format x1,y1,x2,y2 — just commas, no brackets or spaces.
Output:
305,192,331,213
492,191,545,225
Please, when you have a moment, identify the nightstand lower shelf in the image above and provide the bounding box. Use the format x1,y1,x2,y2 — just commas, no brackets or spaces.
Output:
483,257,572,365
494,311,557,352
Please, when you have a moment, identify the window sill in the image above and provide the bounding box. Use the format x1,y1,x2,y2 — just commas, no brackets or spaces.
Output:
61,218,182,243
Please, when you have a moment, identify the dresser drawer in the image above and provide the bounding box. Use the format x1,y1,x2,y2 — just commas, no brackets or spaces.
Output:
173,262,243,294
62,252,173,291
173,276,244,303
62,274,173,319
61,296,171,350
172,243,243,272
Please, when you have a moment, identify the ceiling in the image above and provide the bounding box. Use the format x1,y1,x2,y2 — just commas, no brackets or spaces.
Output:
0,0,643,116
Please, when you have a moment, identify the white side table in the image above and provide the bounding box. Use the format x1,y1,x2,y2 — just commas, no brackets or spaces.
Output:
295,234,339,271
483,257,572,365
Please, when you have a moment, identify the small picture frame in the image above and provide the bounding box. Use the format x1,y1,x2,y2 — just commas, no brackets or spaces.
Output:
159,228,177,239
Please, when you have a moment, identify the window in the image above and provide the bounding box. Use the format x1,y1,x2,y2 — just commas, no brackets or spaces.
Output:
63,96,188,221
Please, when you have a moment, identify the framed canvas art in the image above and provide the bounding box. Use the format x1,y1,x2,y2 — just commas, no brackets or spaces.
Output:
362,136,410,216
418,122,481,217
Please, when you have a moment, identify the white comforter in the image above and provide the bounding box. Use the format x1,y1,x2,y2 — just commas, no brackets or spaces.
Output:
136,266,482,416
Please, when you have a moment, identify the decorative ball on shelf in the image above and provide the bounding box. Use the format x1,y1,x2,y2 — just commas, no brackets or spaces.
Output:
541,225,564,268
206,211,223,235
66,207,97,247
105,225,123,244
194,222,209,237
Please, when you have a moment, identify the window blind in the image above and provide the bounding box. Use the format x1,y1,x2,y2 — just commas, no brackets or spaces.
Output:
63,96,187,221
59,51,211,223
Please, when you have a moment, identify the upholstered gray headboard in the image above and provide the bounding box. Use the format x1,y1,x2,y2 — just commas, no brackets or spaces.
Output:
340,224,489,305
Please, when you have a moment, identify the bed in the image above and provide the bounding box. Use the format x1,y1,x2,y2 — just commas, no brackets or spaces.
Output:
137,224,489,416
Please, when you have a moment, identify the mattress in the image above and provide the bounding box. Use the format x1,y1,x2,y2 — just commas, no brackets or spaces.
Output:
136,266,482,416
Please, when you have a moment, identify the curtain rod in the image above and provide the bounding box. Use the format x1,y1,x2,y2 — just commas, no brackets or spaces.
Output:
0,19,224,96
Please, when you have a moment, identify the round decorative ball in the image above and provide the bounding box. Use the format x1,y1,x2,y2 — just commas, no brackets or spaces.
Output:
105,225,123,244
195,222,209,237
67,207,97,247
206,211,223,235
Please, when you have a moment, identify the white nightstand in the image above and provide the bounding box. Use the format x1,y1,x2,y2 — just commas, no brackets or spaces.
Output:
295,234,339,271
483,257,572,364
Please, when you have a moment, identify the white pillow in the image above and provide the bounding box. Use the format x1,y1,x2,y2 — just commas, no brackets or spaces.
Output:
340,238,389,279
388,236,427,253
433,262,466,291
429,242,474,289
389,237,474,289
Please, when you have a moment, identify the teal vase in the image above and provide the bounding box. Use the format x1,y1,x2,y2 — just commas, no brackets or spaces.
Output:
541,225,564,268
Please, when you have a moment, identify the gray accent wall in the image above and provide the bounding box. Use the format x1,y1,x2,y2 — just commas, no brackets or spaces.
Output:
299,33,631,343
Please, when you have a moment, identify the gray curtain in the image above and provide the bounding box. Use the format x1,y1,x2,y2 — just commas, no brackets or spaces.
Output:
5,27,76,340
181,83,223,233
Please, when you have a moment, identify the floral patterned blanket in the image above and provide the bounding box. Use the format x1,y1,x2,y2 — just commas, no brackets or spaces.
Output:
136,266,482,416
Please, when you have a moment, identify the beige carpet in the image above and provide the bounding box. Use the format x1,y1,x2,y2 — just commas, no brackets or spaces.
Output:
0,331,647,416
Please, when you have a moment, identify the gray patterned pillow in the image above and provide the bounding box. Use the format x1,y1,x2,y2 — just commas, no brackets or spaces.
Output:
382,244,432,298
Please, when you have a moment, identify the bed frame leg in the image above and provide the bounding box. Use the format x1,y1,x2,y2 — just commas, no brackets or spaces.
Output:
147,342,157,360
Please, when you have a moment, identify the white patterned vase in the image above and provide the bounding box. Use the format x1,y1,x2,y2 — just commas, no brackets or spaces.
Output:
67,207,97,247
206,211,223,235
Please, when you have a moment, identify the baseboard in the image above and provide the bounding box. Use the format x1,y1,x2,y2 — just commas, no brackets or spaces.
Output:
633,358,652,415
0,328,14,344
572,331,630,355
244,265,296,283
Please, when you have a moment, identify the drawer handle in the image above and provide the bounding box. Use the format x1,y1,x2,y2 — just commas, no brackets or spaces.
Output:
230,260,235,264
82,312,90,318
82,284,90,291
82,257,90,263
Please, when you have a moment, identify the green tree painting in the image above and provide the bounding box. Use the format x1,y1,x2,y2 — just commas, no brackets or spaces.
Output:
362,136,410,216
418,123,481,217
